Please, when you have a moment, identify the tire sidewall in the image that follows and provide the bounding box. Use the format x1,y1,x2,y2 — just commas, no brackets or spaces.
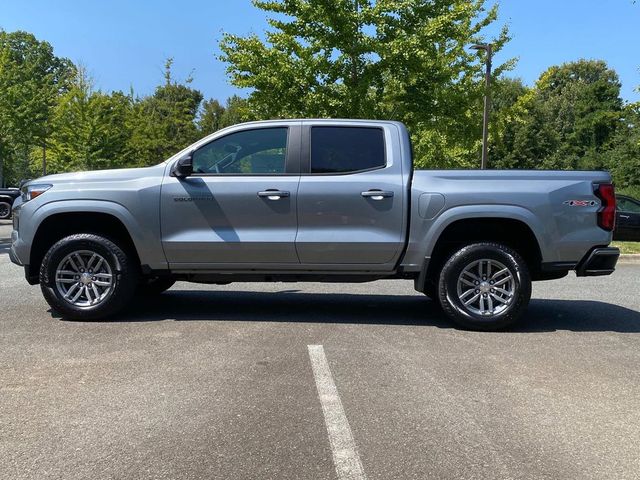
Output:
439,243,531,330
40,234,136,320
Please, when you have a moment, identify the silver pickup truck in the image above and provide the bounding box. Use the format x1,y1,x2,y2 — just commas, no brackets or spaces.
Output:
9,120,619,330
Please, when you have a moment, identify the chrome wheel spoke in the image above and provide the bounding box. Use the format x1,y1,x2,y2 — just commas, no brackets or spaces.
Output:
491,268,509,280
463,293,481,306
490,293,509,305
57,270,78,276
460,277,476,288
86,253,98,270
460,288,476,300
93,257,104,272
91,284,100,302
68,257,80,273
70,286,84,302
494,286,511,296
462,270,480,282
64,283,80,299
74,253,86,270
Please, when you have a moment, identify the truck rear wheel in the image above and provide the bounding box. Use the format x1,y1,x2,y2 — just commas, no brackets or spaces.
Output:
39,234,139,320
438,242,531,331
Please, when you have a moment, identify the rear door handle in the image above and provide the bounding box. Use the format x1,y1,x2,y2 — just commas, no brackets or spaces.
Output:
361,189,394,200
257,190,290,200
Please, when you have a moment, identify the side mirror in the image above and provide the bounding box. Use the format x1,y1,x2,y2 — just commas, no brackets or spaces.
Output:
171,153,193,178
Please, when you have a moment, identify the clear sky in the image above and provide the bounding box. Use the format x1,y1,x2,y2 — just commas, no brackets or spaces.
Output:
1,0,639,103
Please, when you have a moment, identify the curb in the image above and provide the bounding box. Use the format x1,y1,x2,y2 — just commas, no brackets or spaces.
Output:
618,254,640,264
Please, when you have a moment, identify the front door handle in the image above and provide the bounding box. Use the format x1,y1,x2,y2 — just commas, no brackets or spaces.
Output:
258,190,290,200
619,214,630,219
361,189,394,200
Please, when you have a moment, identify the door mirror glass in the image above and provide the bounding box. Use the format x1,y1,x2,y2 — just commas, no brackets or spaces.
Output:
172,153,193,178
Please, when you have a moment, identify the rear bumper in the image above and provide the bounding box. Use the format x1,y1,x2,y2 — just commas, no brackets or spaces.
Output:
576,247,620,277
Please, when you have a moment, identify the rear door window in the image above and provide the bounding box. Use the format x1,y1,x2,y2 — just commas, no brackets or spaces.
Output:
310,127,385,174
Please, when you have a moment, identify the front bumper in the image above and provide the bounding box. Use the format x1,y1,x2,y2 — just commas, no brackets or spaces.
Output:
576,247,620,276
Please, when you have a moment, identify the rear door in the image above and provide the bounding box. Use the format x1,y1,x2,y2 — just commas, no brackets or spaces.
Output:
295,123,406,270
160,123,302,268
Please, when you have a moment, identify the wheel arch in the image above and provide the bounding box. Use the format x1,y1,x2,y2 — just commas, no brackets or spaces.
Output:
416,209,547,293
28,206,144,283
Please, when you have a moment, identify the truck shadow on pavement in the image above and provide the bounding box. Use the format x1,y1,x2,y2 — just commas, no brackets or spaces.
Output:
0,237,10,255
0,220,11,255
90,289,640,333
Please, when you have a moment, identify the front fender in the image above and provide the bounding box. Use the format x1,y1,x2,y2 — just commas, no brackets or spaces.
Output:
24,199,167,270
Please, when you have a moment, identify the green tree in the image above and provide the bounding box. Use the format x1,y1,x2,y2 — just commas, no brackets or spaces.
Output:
43,67,133,173
198,98,226,134
219,95,254,128
604,101,640,194
0,30,75,185
220,0,511,168
492,60,624,171
126,59,204,166
487,77,528,169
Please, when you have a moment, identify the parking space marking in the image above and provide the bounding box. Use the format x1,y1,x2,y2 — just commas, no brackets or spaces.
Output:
307,345,367,480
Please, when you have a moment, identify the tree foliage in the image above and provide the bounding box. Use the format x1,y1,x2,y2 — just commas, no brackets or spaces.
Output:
490,60,626,172
42,67,133,173
220,0,512,167
0,30,75,185
126,59,204,167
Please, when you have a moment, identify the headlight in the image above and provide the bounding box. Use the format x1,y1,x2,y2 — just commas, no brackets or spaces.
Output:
21,184,52,202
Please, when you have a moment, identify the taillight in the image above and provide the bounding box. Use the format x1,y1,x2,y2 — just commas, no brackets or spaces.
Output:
594,183,616,231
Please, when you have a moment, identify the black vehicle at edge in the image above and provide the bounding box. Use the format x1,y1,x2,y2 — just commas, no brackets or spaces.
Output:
0,188,20,220
614,195,640,242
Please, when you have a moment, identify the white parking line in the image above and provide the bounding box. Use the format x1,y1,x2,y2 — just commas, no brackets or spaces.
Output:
307,345,367,480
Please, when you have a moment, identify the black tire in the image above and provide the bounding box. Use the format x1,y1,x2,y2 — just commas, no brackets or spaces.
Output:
437,242,531,331
39,234,139,320
0,201,11,220
138,276,176,296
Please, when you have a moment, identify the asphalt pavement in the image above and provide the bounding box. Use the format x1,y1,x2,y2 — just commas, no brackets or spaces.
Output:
1,219,640,479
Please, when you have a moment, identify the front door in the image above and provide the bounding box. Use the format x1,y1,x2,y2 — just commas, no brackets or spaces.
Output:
161,124,301,267
295,124,406,270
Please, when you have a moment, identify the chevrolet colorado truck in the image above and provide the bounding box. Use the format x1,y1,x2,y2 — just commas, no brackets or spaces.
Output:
9,120,620,330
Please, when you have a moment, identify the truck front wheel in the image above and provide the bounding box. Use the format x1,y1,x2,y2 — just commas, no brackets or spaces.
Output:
438,243,531,331
39,234,139,320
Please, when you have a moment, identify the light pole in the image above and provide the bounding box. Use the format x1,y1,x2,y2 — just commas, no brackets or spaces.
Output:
471,43,492,170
